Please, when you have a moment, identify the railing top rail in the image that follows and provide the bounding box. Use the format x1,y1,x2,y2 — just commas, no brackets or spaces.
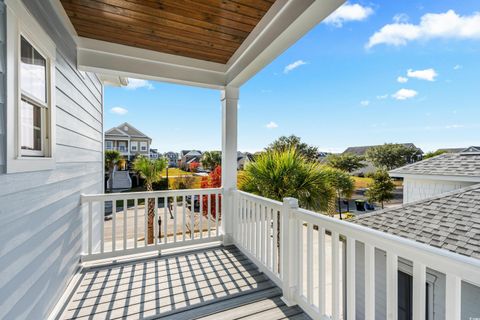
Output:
82,187,223,202
236,190,283,207
294,207,480,285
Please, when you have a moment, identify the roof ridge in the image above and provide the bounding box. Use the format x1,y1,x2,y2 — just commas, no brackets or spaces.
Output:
389,152,449,173
351,182,480,221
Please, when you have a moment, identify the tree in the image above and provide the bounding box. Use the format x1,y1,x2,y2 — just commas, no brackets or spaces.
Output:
423,150,446,159
239,148,333,211
201,151,222,171
365,143,418,170
200,166,222,219
325,153,365,173
365,169,395,209
105,150,121,192
266,135,319,162
189,161,200,172
322,167,355,219
133,156,167,244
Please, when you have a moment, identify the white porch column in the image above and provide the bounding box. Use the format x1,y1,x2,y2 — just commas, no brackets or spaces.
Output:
220,85,239,245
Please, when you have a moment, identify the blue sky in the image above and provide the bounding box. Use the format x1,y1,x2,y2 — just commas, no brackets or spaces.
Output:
104,0,480,153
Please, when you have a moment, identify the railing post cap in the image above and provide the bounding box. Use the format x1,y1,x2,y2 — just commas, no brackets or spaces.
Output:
283,197,299,208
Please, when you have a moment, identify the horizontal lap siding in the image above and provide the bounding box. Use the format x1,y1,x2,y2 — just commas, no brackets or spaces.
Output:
0,2,103,320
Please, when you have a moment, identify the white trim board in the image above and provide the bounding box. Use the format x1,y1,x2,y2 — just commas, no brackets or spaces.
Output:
392,173,480,183
53,0,345,89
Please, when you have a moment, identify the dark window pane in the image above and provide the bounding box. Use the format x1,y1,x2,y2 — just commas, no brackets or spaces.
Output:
20,36,46,103
20,99,42,151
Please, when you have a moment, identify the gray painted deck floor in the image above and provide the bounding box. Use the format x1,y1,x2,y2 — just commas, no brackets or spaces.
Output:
60,246,310,320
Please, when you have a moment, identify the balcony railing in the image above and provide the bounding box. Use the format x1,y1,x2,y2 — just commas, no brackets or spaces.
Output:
81,188,222,261
81,188,480,320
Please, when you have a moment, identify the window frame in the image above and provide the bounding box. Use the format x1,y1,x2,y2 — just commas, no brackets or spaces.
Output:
105,140,113,150
131,141,138,152
140,141,147,152
6,0,56,173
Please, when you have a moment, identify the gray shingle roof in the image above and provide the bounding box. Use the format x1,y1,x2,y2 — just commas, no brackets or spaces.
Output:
390,151,480,178
352,184,480,259
343,143,422,156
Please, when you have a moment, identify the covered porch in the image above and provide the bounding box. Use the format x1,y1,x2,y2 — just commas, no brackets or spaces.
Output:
47,1,480,319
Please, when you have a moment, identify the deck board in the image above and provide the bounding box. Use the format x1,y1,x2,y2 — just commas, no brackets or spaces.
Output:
60,246,310,320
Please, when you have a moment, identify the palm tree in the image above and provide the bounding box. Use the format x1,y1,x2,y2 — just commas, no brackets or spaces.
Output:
201,151,222,171
105,150,121,192
133,156,167,244
322,167,355,219
239,148,333,212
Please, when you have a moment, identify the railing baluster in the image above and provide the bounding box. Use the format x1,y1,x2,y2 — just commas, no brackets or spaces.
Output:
273,208,279,275
266,207,272,270
134,199,138,249
365,243,375,320
112,200,116,252
164,196,168,244
307,223,313,305
100,200,104,253
412,262,426,320
190,194,195,240
154,197,159,245
199,194,203,239
173,197,177,243
215,192,219,237
182,196,186,242
88,201,92,255
261,205,266,265
298,218,303,296
318,226,326,315
386,252,398,320
332,231,340,320
144,198,147,247
247,200,252,252
346,237,356,320
207,192,212,238
123,199,127,250
255,202,260,258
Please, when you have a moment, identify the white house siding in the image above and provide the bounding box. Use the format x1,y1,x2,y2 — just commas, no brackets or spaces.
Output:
0,2,5,172
403,178,475,204
0,1,103,319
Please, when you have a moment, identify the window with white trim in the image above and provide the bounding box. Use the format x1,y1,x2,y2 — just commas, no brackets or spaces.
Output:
105,140,113,150
140,141,147,151
131,141,138,151
6,0,56,173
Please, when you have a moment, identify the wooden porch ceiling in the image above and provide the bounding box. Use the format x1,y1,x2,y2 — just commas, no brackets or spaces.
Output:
60,0,276,64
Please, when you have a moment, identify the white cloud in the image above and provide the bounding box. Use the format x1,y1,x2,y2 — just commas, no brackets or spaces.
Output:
265,121,278,129
453,64,463,70
324,3,373,27
125,78,154,90
445,124,464,129
376,94,389,100
360,100,370,106
110,107,128,115
392,88,418,100
397,76,408,83
283,60,307,74
393,13,409,23
407,68,438,81
366,10,480,49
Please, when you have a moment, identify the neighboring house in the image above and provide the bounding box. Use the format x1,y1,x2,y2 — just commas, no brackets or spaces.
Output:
390,147,480,203
343,143,424,176
352,185,480,320
164,151,179,167
179,150,202,170
149,148,159,160
237,151,253,170
435,147,466,154
105,122,152,161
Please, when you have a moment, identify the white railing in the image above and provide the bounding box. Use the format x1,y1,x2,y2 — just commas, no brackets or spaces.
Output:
233,190,480,320
81,188,222,261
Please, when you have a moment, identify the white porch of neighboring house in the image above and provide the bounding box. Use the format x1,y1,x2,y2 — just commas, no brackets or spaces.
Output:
1,1,480,320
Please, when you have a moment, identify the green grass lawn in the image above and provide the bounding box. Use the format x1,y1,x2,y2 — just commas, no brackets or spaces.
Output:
161,168,192,176
352,177,373,189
